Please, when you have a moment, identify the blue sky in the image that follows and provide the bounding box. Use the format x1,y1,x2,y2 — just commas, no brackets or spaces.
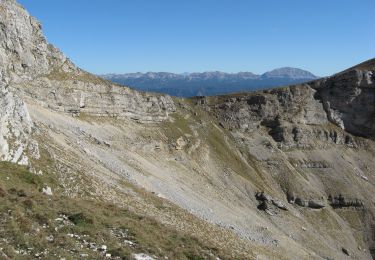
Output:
18,0,375,76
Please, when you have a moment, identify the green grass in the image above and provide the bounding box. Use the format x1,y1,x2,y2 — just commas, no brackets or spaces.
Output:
43,65,109,86
161,112,194,140
0,162,225,259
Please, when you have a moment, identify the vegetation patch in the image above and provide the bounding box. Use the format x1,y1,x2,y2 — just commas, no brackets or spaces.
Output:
0,162,226,259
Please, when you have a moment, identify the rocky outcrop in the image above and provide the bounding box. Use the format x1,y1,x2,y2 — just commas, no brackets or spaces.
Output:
0,0,175,123
209,85,331,149
328,195,364,209
0,0,175,170
208,59,375,148
255,192,288,212
287,196,326,209
0,0,60,166
311,67,375,138
13,73,176,122
0,0,67,84
0,83,39,165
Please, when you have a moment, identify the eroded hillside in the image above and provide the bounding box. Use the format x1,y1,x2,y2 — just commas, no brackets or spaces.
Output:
0,0,375,259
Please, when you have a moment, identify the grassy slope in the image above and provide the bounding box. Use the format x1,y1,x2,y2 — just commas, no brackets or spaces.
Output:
0,162,227,260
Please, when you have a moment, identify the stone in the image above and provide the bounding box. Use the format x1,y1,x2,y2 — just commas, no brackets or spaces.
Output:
46,235,54,242
42,186,53,196
295,197,307,207
342,247,350,256
308,200,325,209
255,191,271,202
132,253,155,260
330,195,364,208
175,137,187,150
257,201,269,211
272,200,288,210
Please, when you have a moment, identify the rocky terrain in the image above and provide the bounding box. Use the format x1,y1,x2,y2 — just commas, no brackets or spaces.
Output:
1,0,375,259
102,68,318,97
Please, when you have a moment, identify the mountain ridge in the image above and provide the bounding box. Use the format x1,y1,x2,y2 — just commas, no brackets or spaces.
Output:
102,67,318,78
102,67,318,97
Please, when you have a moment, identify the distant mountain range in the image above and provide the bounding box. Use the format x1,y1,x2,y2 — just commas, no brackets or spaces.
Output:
102,67,318,97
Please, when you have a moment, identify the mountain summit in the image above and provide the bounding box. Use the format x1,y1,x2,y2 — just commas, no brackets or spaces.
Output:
261,67,317,79
1,1,375,259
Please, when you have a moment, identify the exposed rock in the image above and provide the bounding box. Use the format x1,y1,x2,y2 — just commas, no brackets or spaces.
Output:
132,253,155,260
42,186,53,196
209,61,375,148
13,75,176,122
99,245,107,251
272,200,288,210
294,197,307,207
286,191,295,204
0,84,37,165
299,161,331,169
0,0,67,84
255,191,272,202
0,0,175,124
175,136,187,150
291,197,326,209
46,235,54,242
257,201,270,211
329,195,364,209
255,192,288,211
307,200,325,209
342,247,350,256
312,67,375,139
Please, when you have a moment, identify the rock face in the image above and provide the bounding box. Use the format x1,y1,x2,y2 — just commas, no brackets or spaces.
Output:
0,0,175,168
210,62,375,148
312,66,375,138
0,85,37,165
0,0,175,122
0,0,66,84
13,75,176,122
203,60,375,258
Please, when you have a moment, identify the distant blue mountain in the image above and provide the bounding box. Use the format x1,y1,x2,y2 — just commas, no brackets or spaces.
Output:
101,68,318,97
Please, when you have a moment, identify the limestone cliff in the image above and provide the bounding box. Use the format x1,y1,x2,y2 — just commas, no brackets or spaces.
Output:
0,0,174,165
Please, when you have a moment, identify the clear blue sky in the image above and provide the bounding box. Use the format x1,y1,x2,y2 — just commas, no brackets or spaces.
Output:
18,0,375,76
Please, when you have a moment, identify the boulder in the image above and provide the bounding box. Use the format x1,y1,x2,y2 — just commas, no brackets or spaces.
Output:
308,200,325,209
42,186,53,196
272,200,288,210
257,201,269,211
342,247,350,256
255,191,271,202
295,197,307,207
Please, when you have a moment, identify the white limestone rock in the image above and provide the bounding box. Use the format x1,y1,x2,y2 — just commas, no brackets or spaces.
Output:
42,186,53,196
